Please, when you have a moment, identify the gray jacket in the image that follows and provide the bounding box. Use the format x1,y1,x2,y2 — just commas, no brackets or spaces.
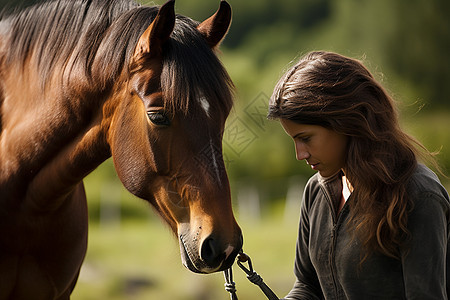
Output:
284,164,450,299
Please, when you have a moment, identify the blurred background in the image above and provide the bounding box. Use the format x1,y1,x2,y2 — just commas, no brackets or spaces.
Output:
1,0,449,299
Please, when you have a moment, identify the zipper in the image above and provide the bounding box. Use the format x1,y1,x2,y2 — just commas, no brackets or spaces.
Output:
320,185,340,299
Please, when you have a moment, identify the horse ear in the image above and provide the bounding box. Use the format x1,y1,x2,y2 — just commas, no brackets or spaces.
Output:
197,1,232,49
134,0,175,59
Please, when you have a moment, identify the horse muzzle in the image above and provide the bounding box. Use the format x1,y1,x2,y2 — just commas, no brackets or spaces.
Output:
178,226,243,274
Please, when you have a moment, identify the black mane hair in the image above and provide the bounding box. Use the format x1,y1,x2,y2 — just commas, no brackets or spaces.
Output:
1,0,234,114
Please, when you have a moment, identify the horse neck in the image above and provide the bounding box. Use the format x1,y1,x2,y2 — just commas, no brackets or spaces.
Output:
0,61,114,210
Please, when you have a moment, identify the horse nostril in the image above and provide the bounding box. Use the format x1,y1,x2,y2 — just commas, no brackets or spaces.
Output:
201,236,223,267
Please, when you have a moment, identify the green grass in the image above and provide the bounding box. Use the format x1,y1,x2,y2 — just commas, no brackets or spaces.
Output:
71,214,298,300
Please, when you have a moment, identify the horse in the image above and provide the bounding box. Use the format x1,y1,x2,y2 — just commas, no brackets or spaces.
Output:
0,0,243,298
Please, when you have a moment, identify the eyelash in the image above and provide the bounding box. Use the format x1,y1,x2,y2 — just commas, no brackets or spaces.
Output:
298,136,310,143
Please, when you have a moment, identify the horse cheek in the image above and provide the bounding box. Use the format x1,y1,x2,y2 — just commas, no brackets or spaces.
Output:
110,105,156,199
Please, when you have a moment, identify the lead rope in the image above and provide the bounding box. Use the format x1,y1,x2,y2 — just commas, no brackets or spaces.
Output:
223,266,238,300
223,251,280,300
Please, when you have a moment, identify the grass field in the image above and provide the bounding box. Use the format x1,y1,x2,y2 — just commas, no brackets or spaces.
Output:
71,214,298,300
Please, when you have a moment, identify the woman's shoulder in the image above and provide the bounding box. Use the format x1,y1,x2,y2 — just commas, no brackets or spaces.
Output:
407,164,450,210
302,173,322,205
304,172,322,193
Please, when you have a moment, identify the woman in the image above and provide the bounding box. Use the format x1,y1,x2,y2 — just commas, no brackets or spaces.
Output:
268,51,449,299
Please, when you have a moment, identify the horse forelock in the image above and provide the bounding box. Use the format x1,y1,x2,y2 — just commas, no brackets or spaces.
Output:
124,14,235,120
159,16,235,119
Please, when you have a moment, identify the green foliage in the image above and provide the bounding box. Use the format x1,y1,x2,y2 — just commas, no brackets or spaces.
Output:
402,110,450,176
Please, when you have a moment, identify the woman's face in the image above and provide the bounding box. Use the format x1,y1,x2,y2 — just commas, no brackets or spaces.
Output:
280,119,348,177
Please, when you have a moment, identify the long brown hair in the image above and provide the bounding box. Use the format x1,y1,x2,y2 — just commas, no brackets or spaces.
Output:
269,51,437,259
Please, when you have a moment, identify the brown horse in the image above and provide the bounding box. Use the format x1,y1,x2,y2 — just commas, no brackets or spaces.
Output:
0,0,243,298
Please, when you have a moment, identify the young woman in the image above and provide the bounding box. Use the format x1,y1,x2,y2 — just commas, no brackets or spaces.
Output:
268,51,449,299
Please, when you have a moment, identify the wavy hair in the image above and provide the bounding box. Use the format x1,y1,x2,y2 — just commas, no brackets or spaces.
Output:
269,51,438,260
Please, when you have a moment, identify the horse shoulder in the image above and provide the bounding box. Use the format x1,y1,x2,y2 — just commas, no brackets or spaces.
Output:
0,183,88,299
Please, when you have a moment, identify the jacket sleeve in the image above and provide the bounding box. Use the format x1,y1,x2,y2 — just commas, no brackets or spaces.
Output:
401,192,450,299
282,183,324,300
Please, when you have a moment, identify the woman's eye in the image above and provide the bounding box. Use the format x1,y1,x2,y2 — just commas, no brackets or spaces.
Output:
297,136,310,143
302,137,310,142
147,111,171,126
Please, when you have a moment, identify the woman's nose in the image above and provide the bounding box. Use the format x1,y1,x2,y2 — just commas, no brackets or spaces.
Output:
295,142,310,161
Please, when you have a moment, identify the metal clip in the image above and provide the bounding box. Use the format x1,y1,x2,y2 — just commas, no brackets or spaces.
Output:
236,251,279,300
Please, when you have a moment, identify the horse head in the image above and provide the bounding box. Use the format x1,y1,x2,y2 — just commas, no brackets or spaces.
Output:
103,0,242,274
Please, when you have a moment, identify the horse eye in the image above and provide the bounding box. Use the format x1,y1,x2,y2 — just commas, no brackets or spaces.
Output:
147,111,170,127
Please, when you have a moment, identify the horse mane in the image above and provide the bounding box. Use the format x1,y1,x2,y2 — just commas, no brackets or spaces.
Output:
3,0,141,88
2,0,234,115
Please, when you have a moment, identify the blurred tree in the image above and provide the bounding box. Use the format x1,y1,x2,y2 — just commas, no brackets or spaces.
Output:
222,0,331,48
386,0,450,109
